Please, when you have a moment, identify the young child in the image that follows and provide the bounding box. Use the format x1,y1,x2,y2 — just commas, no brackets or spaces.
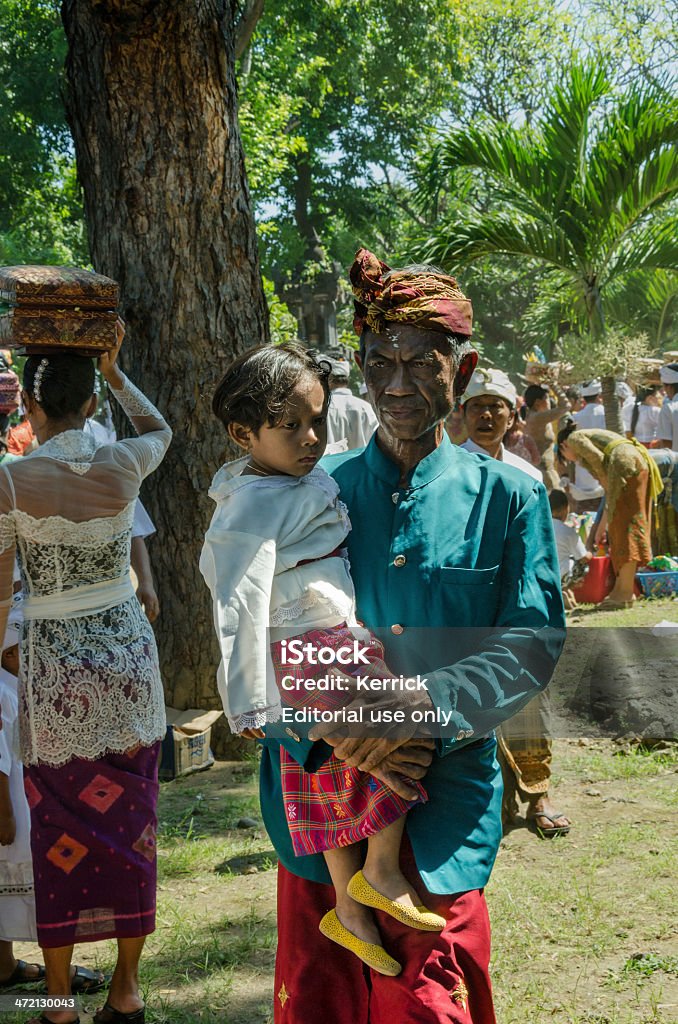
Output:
549,490,591,609
0,597,42,985
201,343,444,977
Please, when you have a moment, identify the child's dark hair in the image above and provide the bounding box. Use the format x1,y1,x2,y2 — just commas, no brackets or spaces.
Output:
212,343,330,431
549,489,569,514
23,354,95,421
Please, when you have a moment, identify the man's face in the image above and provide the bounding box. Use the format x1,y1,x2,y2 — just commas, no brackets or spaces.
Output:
358,324,473,442
463,395,515,450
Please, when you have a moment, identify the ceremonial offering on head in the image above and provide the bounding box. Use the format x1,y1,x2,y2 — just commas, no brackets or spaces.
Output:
0,265,119,356
524,358,574,385
637,358,664,385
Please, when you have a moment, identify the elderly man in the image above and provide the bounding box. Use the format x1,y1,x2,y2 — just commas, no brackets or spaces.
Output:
458,369,570,840
459,368,543,482
324,354,378,450
658,363,678,450
260,249,564,1023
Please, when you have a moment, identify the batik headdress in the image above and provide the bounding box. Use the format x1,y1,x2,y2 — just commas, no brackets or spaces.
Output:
349,248,473,339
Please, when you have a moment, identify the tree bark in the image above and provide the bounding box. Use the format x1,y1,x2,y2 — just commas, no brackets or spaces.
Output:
61,0,269,752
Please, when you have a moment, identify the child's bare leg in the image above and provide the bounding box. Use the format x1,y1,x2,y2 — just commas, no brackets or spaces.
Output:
361,815,423,910
323,845,382,946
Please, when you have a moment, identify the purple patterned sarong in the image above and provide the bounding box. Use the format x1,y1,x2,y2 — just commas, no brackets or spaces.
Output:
24,742,160,948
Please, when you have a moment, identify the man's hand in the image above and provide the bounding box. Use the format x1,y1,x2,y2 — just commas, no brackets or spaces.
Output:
308,676,435,771
364,739,435,800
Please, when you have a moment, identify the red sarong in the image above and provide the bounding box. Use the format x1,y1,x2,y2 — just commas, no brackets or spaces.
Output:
271,625,426,856
274,839,496,1023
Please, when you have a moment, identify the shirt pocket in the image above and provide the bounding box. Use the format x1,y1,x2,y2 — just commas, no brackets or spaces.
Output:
440,565,500,586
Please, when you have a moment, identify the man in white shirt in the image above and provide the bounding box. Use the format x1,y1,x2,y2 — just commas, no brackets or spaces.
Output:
459,368,543,482
324,356,378,451
570,380,606,507
658,363,678,450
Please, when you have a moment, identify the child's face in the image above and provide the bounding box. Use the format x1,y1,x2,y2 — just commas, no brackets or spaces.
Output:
1,644,19,677
237,375,328,477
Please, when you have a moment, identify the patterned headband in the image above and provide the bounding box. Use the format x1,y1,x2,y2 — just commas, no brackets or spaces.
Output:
349,247,473,339
33,358,49,404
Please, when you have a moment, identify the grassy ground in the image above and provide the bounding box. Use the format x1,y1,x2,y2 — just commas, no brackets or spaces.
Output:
9,597,678,1023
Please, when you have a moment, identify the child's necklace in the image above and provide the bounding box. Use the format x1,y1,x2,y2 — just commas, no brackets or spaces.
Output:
245,461,270,477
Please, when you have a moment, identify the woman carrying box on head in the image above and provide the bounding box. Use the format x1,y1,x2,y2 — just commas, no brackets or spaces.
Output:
0,322,171,1024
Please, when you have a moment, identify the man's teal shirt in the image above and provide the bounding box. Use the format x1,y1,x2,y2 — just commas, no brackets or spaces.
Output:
260,433,565,894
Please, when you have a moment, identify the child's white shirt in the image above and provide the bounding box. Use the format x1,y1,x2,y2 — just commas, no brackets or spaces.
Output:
200,459,356,733
552,519,587,578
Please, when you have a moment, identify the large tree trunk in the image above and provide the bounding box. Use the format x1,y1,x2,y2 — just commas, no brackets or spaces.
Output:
61,0,269,752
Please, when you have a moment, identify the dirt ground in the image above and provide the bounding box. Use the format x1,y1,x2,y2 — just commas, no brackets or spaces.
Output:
12,738,677,1024
10,598,678,1023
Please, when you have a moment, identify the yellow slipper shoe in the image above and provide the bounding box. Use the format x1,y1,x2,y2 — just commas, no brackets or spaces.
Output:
347,870,446,932
318,910,401,976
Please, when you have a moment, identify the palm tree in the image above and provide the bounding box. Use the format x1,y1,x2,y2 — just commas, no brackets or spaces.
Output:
416,62,678,431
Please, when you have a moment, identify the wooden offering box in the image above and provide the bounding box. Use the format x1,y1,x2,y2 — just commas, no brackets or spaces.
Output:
0,265,119,356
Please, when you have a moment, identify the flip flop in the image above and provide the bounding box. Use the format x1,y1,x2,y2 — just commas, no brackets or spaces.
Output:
530,811,571,839
69,966,110,994
0,960,46,989
26,1016,79,1024
93,1003,145,1024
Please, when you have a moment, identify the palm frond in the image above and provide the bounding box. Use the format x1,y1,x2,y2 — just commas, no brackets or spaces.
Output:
602,218,678,282
539,61,609,209
585,84,678,223
417,210,577,276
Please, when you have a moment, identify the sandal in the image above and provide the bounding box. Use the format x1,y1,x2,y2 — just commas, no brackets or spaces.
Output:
27,1017,79,1024
93,1003,145,1024
69,966,110,995
529,811,571,839
0,959,46,989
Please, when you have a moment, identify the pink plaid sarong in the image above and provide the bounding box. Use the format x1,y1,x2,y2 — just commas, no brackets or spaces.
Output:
271,625,427,856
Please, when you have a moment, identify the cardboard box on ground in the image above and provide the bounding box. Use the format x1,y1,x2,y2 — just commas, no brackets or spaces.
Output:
160,707,223,780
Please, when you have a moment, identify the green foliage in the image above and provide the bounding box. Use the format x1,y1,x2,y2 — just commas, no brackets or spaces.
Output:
239,0,460,279
0,0,86,263
556,328,656,385
262,277,298,344
415,62,678,354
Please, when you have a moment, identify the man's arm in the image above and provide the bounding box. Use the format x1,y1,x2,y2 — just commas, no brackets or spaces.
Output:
310,482,565,770
423,483,565,753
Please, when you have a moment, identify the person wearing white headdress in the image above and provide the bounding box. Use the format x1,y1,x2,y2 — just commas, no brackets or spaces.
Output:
658,364,678,450
459,369,543,482
323,355,378,451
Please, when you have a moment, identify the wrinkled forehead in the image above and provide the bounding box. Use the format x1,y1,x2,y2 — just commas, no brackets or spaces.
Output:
362,325,455,361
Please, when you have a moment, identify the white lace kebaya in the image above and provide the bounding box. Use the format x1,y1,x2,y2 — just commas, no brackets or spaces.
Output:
0,374,172,767
200,458,356,734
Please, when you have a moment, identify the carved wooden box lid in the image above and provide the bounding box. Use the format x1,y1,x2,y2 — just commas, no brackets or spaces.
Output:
0,265,119,309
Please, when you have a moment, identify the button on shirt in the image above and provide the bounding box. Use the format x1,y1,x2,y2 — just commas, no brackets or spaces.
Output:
259,434,565,896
